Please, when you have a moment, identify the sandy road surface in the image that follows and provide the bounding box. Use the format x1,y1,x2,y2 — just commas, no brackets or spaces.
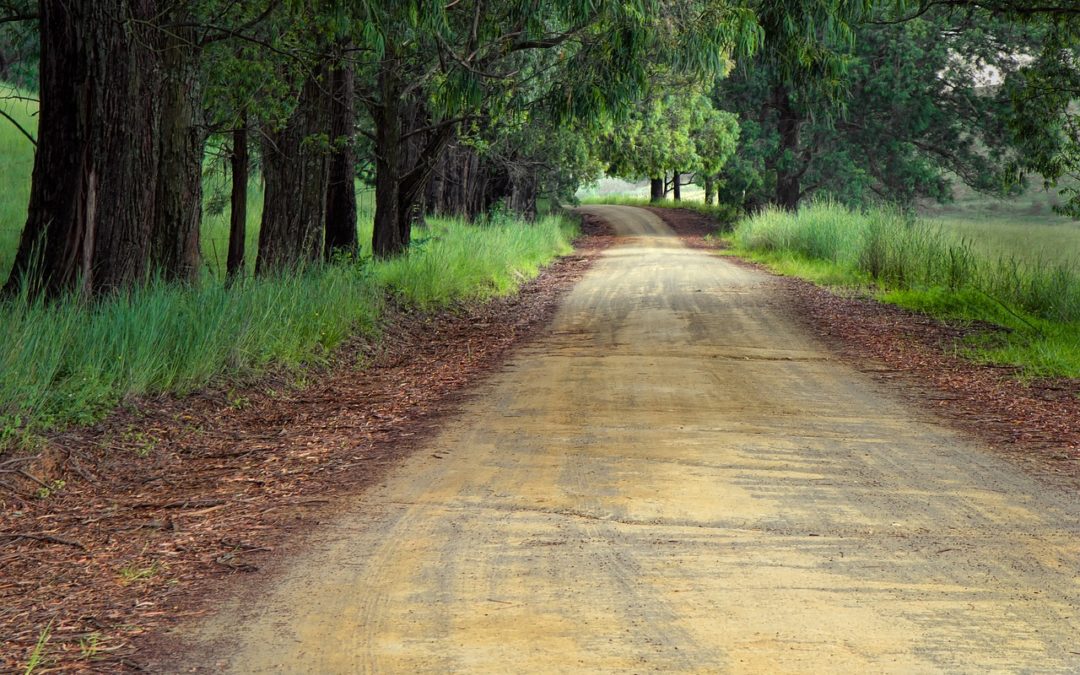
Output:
182,206,1080,673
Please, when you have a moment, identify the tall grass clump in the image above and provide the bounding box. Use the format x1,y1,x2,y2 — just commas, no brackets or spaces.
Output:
0,213,578,441
375,214,576,308
0,266,385,434
732,200,1080,377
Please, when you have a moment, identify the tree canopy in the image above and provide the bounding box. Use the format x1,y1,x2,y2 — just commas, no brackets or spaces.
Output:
0,0,1077,297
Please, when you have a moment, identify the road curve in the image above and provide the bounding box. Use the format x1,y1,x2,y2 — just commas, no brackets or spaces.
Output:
182,205,1080,673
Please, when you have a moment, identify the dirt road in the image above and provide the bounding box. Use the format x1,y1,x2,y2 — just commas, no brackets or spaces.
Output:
181,206,1080,672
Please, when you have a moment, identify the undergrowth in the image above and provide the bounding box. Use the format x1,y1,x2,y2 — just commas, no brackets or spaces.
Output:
0,215,578,443
730,200,1080,378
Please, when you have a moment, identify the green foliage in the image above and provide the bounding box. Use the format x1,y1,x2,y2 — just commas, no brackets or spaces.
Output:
1002,24,1080,217
732,201,1080,376
0,84,35,281
602,93,740,181
715,8,1026,211
0,3,37,91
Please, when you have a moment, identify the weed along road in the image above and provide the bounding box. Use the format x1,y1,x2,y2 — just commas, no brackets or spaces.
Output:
182,206,1080,672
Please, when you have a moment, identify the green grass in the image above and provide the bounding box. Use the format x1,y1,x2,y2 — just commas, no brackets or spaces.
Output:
0,214,577,441
933,215,1080,267
731,200,1080,378
0,88,579,443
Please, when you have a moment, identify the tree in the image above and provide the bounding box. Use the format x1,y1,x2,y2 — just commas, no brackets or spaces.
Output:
354,0,758,256
256,66,332,273
714,4,1028,212
601,93,740,202
3,1,163,297
713,0,870,211
324,50,358,258
998,11,1080,216
2,0,287,295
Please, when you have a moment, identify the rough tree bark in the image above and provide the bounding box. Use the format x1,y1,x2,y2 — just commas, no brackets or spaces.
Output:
508,164,538,220
324,59,357,259
704,175,716,205
227,119,248,279
650,177,664,202
673,171,682,201
371,59,406,257
371,66,455,257
774,83,801,211
151,20,204,283
4,0,162,297
256,69,331,273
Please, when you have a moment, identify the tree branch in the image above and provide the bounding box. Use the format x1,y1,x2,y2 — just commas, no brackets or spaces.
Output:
0,107,35,146
0,11,36,26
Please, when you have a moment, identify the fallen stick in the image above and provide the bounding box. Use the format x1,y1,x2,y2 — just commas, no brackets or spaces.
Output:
0,532,88,551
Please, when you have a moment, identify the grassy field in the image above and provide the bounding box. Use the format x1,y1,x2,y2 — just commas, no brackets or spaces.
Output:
0,85,35,281
0,90,579,446
730,201,1080,378
930,215,1080,267
919,182,1080,267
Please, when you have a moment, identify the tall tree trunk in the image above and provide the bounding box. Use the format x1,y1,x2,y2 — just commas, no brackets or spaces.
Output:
4,0,161,297
650,177,664,202
704,175,715,205
371,74,455,257
508,165,538,220
673,171,682,201
371,60,406,257
151,21,204,283
324,59,357,259
397,125,453,241
227,120,248,279
256,70,331,273
774,84,801,211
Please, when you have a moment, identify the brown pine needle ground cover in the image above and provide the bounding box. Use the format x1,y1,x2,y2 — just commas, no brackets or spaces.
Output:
654,206,1080,481
0,219,615,673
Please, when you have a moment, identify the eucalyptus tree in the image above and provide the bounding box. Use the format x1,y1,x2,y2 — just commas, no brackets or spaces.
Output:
1,0,286,296
352,0,758,256
714,0,871,211
996,8,1080,216
3,0,166,297
601,93,740,202
715,8,1028,211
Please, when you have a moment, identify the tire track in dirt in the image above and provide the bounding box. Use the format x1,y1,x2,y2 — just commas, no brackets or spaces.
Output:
171,205,1080,673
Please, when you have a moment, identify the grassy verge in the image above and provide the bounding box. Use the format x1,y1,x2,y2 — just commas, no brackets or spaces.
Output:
728,201,1080,378
578,194,739,226
0,214,578,447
